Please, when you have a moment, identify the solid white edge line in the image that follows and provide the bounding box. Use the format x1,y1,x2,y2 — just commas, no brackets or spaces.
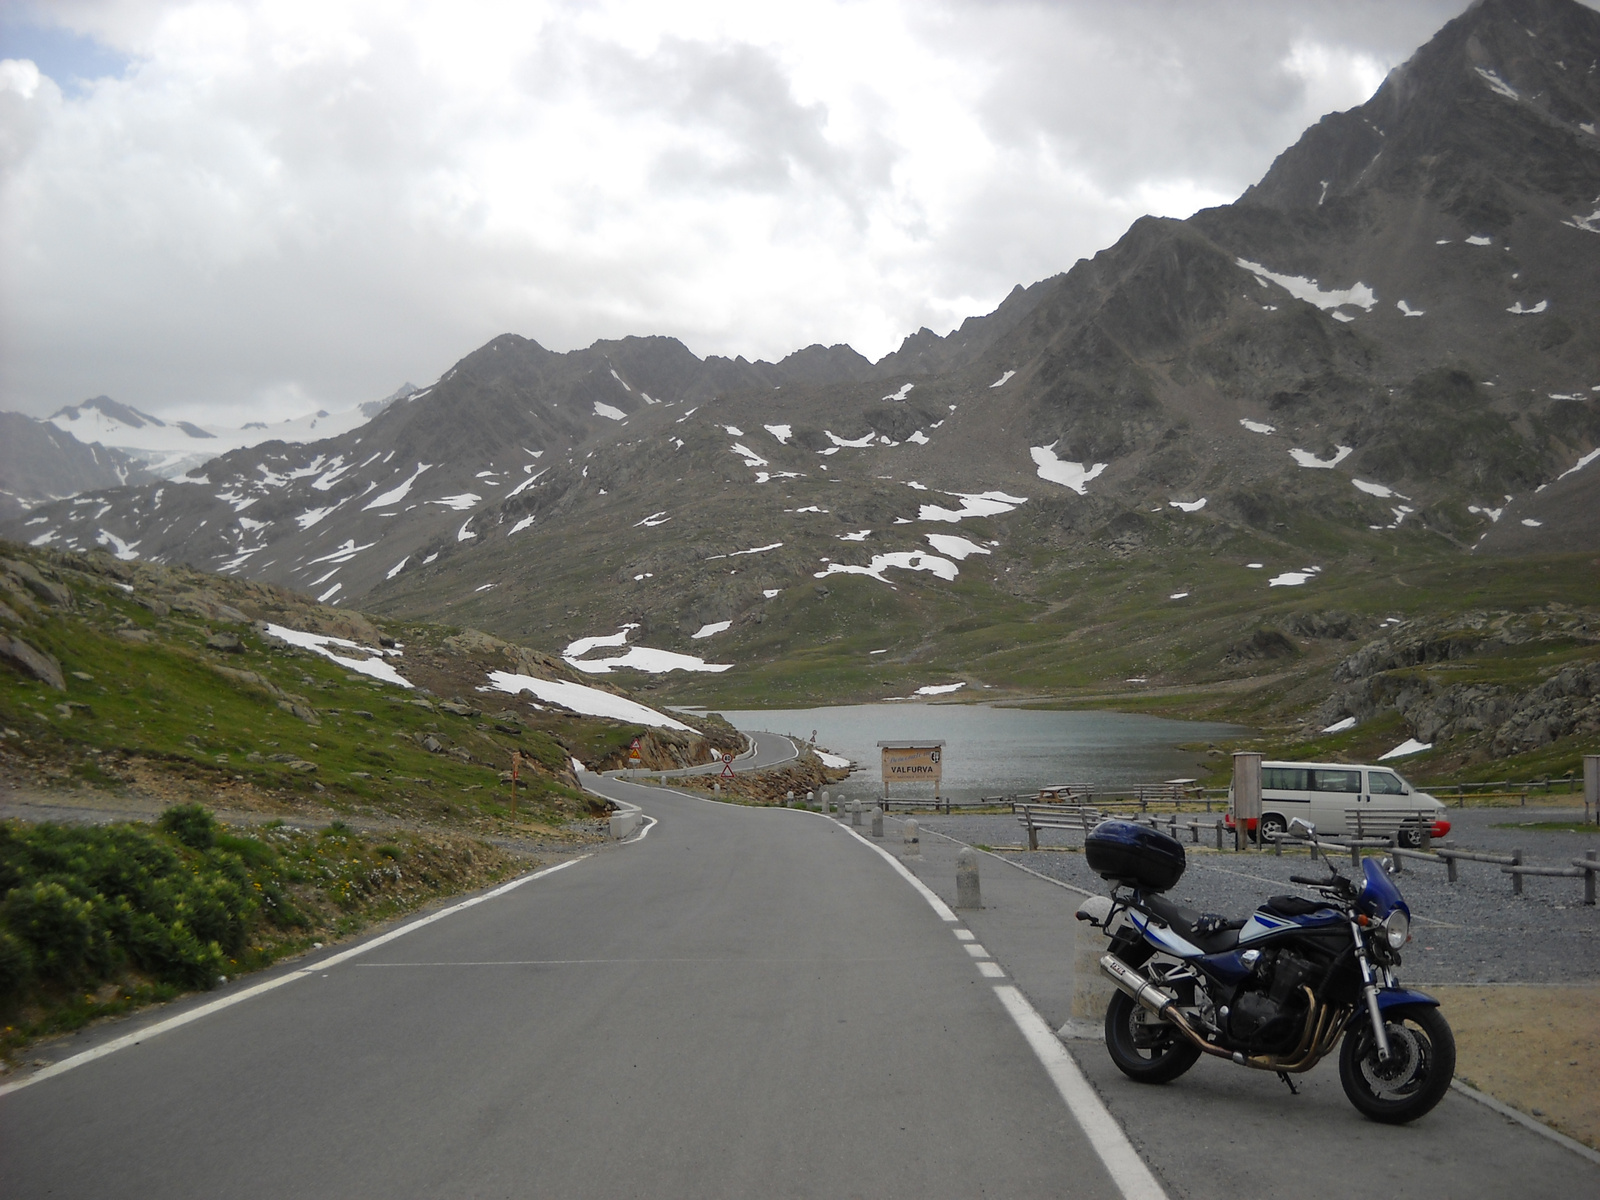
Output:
838,821,1165,1200
992,985,1168,1200
0,857,586,1099
1449,1079,1600,1165
839,823,959,922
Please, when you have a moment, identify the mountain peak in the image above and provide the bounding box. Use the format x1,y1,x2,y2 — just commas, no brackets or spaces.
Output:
1243,0,1600,213
51,395,167,430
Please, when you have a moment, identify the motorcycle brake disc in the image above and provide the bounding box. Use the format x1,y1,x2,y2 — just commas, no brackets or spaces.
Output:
1360,1024,1424,1097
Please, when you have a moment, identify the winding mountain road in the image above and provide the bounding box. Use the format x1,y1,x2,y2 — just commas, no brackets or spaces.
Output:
0,745,1146,1199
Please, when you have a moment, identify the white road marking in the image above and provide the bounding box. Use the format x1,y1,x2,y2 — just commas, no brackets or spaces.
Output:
0,858,587,1097
963,943,990,958
954,928,975,940
993,985,1169,1200
842,824,959,922
842,820,1166,1200
977,961,1007,978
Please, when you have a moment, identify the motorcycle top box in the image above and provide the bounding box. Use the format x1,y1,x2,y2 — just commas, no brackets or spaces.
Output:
1085,820,1186,892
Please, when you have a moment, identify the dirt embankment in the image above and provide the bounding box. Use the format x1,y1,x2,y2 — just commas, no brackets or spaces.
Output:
1432,984,1600,1151
668,752,851,805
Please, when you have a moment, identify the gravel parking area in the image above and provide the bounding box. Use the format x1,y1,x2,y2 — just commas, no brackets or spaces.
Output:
896,807,1600,986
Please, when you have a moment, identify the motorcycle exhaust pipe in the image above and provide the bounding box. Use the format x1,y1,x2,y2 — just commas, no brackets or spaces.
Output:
1098,954,1236,1061
1101,957,1346,1074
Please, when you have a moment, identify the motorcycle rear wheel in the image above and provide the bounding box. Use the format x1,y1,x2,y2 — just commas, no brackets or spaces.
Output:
1338,1005,1455,1124
1104,990,1202,1084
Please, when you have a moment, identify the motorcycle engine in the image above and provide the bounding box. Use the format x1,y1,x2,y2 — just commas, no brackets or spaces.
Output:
1223,949,1317,1053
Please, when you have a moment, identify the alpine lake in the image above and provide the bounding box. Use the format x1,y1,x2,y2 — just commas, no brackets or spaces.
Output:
710,703,1249,802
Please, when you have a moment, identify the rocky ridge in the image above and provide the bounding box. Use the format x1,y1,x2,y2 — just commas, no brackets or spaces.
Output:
2,0,1597,752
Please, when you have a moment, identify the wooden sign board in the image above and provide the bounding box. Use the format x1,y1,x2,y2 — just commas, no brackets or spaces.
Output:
879,741,944,799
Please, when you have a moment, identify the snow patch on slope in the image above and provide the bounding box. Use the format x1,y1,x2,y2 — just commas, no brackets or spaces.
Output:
1031,443,1106,494
486,671,697,728
1235,258,1377,314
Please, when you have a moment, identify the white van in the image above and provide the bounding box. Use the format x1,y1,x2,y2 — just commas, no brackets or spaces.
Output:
1227,760,1451,846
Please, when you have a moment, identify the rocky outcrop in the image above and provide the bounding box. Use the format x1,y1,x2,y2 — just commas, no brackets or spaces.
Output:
0,632,65,690
1317,613,1600,753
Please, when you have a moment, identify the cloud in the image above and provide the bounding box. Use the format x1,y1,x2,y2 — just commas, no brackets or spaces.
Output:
0,0,1487,423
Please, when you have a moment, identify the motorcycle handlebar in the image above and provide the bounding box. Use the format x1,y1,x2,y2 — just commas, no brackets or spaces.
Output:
1290,874,1330,886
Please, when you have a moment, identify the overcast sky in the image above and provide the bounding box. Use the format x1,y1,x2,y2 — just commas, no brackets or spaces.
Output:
0,0,1498,425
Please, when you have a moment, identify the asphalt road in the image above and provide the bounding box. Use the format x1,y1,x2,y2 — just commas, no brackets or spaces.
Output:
1,754,1138,1199
629,726,800,777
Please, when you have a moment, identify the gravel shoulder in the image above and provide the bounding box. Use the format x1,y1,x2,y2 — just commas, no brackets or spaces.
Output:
909,805,1600,985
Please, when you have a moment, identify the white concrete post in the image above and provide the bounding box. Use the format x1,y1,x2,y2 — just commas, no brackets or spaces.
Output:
1060,917,1117,1040
786,790,794,808
955,847,980,909
806,789,815,811
822,788,831,815
871,807,884,838
850,800,863,827
903,818,920,859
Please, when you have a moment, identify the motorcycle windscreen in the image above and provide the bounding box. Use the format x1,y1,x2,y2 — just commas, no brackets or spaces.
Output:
1359,856,1408,918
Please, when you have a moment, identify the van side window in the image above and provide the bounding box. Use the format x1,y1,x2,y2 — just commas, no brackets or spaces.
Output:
1264,768,1308,791
1368,771,1406,795
1311,769,1361,793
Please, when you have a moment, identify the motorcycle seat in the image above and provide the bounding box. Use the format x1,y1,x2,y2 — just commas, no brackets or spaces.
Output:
1140,892,1245,953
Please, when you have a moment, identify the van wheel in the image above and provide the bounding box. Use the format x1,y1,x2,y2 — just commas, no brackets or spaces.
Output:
1258,814,1287,844
1398,827,1423,849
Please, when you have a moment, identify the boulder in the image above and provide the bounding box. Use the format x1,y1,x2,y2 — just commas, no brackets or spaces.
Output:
0,633,65,690
1,558,73,609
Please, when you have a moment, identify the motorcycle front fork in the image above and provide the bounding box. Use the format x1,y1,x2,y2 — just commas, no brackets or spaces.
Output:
1350,918,1392,1061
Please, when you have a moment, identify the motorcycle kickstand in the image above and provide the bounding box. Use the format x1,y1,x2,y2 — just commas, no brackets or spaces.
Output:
1276,1071,1299,1096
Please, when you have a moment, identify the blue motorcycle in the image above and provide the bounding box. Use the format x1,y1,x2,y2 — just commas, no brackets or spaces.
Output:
1077,818,1455,1123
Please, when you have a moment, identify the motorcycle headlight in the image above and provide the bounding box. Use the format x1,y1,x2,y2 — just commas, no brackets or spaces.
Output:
1382,911,1410,950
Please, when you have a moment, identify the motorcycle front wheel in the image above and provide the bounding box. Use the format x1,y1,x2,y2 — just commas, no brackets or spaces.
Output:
1338,1004,1455,1123
1104,990,1201,1084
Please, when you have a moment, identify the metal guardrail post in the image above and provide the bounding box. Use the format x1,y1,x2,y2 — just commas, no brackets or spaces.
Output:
1512,847,1524,896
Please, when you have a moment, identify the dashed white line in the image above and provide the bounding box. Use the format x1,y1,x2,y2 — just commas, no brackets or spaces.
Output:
838,822,1168,1200
963,942,990,958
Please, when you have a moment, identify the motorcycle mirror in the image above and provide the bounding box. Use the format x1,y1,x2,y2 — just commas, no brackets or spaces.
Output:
1289,818,1316,839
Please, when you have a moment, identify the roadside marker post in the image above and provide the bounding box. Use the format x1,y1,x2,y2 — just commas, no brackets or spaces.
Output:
955,847,980,909
509,750,521,820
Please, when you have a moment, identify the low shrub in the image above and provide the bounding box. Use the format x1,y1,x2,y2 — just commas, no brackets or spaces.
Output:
159,803,217,850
